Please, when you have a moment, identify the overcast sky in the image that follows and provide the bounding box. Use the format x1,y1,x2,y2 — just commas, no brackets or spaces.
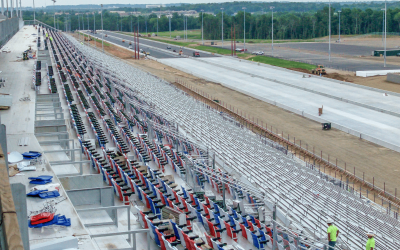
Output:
25,0,371,8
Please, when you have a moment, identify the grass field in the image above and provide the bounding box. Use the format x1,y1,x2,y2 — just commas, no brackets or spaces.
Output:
195,45,231,55
250,56,316,70
119,31,315,71
156,29,201,40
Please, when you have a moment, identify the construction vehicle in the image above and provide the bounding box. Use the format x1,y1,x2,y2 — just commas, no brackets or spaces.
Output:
312,65,326,75
179,50,183,56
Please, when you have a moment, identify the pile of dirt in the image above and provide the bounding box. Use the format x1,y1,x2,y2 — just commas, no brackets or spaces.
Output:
325,72,353,82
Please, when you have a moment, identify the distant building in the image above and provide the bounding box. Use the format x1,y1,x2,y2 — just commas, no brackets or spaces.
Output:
153,10,199,17
146,4,166,8
110,11,126,14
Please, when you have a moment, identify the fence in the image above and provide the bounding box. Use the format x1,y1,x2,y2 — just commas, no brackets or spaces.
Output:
0,17,20,50
173,77,400,221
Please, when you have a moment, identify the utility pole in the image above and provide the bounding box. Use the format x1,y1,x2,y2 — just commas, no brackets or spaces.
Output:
101,4,104,53
243,7,246,51
271,6,274,56
338,10,341,42
201,9,204,45
221,8,224,48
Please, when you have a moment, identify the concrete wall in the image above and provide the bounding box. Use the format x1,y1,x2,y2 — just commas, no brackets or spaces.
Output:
387,73,400,84
0,17,20,49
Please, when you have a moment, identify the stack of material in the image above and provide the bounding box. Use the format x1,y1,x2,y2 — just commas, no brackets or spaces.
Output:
0,93,12,110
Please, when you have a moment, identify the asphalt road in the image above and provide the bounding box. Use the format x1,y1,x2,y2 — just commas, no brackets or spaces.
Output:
87,31,177,59
90,31,218,59
277,42,383,56
221,42,400,71
88,30,399,71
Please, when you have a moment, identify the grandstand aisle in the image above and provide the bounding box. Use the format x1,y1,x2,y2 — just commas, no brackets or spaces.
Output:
38,28,400,250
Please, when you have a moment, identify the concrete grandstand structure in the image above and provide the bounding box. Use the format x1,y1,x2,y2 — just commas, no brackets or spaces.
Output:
1,20,400,250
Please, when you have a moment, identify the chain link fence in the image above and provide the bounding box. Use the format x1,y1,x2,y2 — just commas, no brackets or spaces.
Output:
0,17,20,50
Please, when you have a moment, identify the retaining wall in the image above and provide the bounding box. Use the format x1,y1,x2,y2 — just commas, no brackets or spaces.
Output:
387,73,400,84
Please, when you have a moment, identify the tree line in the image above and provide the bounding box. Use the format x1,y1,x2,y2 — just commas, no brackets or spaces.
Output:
23,6,400,40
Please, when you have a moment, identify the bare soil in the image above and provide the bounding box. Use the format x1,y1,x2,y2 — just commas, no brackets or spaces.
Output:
124,58,400,196
74,34,400,199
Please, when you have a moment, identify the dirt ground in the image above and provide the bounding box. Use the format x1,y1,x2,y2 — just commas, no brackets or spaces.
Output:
124,59,400,196
73,34,400,198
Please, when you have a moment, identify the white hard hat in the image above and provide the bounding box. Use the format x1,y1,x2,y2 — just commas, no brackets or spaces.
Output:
366,231,376,236
326,218,334,224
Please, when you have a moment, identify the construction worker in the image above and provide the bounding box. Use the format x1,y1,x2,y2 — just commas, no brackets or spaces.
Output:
365,231,375,250
49,36,53,42
326,218,339,250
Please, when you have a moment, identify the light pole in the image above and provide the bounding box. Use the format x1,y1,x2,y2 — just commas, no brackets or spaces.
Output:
169,13,171,38
137,14,139,34
130,15,132,32
381,8,385,45
87,13,89,44
157,5,160,36
183,15,186,40
271,6,274,56
221,8,224,48
94,12,96,47
338,10,341,43
52,0,56,29
78,14,80,40
201,9,204,45
242,7,246,51
87,13,89,32
33,0,35,23
384,0,387,67
329,0,331,62
101,4,104,53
